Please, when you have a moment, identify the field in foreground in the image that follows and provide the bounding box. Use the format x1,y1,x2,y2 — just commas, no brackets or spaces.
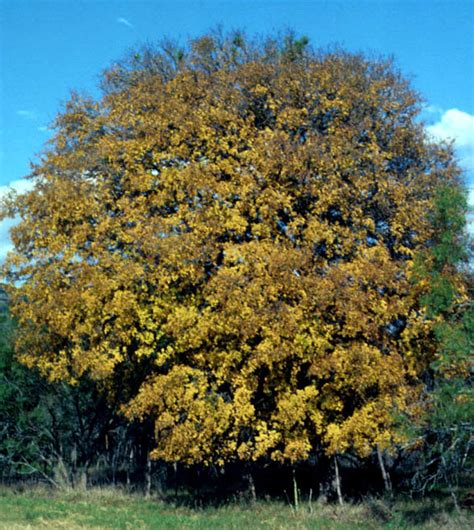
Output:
0,486,472,530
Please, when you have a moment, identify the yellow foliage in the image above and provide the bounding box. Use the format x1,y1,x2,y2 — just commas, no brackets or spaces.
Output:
1,33,463,465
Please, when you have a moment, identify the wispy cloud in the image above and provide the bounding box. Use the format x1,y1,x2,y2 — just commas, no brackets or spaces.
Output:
423,104,443,116
17,109,37,120
117,17,133,28
38,125,49,133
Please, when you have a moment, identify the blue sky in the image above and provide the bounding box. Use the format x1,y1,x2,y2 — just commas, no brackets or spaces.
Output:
1,0,473,257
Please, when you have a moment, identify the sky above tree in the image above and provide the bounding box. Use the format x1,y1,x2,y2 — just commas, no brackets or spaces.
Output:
0,0,473,258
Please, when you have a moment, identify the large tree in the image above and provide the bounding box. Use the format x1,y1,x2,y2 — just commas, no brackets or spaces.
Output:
1,31,467,466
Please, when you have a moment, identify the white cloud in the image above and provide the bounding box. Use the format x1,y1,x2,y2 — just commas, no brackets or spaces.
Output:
117,17,133,28
38,125,49,133
426,109,474,178
427,108,474,149
467,188,474,237
0,178,35,261
0,178,35,199
0,221,15,261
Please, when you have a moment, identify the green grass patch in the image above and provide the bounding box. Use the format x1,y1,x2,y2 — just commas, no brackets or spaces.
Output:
0,486,472,529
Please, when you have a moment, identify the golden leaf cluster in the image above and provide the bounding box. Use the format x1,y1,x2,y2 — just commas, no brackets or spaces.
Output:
1,34,463,464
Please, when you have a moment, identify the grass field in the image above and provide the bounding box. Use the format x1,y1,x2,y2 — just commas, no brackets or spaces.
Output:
0,486,472,529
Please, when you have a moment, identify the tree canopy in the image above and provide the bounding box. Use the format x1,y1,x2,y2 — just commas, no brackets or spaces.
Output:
1,31,468,467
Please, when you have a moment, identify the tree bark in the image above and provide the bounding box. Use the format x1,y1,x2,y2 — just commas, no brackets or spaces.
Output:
376,444,392,496
292,467,299,511
145,453,152,499
334,456,343,506
247,472,257,503
126,446,134,489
